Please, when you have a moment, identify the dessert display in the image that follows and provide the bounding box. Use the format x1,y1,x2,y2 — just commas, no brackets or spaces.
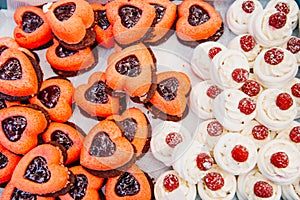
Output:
154,170,197,200
13,6,53,50
176,0,224,47
1,0,300,199
29,77,74,122
226,0,263,35
191,41,227,80
151,121,192,166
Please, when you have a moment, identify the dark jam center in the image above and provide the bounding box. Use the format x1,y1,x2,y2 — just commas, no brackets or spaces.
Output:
51,130,73,150
0,46,8,55
0,99,7,109
24,156,51,183
2,116,27,142
188,5,210,26
0,58,22,80
69,174,88,200
84,81,109,104
119,5,142,28
89,132,116,157
37,85,61,109
151,4,166,25
54,3,76,22
157,78,179,101
0,152,8,169
11,188,36,200
115,172,140,197
119,118,137,142
116,55,141,77
95,10,110,30
22,11,44,33
55,45,78,58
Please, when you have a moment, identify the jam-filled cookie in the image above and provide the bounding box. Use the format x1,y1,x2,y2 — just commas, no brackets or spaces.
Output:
145,71,191,121
14,6,53,50
105,164,153,200
74,72,126,120
59,166,104,200
0,99,19,110
0,104,50,155
42,122,84,165
107,108,151,159
80,119,136,178
106,0,156,46
105,43,157,103
46,39,98,77
0,144,21,184
92,3,114,49
10,143,75,197
1,182,55,200
176,0,224,47
144,0,177,45
0,48,43,101
29,77,74,122
0,37,40,63
45,0,96,50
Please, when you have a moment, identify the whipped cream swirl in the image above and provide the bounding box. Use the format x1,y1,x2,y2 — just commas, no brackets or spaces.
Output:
282,178,300,200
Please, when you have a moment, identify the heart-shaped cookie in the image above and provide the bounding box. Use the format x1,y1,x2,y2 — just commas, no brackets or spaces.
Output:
105,43,157,103
105,164,153,200
42,122,84,165
107,108,151,159
145,71,191,121
0,143,21,184
14,6,53,49
176,0,224,47
106,0,156,46
92,3,114,49
59,166,104,200
144,0,177,45
29,77,74,122
1,182,55,200
0,48,43,101
74,72,126,120
10,143,74,196
80,119,135,178
46,40,98,77
45,0,95,50
0,105,50,155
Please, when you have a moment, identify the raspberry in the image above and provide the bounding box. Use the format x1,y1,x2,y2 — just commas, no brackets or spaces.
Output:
254,181,273,198
242,0,255,14
276,93,293,110
269,12,287,29
289,126,300,143
275,2,290,14
240,35,256,52
270,152,289,168
291,83,300,98
241,80,261,97
252,125,269,140
264,48,284,65
196,153,214,171
208,47,222,59
231,145,249,162
203,172,224,191
206,85,222,99
163,174,179,192
207,121,223,136
232,68,249,83
238,97,256,115
165,132,183,148
287,37,300,54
